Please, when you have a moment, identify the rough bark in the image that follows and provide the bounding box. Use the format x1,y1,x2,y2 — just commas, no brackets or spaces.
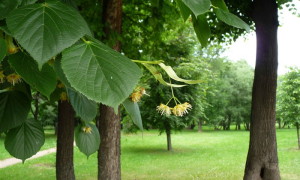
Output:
97,105,121,180
56,101,75,180
244,0,280,179
97,1,122,180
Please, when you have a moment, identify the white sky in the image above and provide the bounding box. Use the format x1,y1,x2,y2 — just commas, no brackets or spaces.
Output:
224,2,300,75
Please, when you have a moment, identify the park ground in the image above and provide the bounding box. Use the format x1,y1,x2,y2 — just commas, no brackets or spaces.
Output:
0,127,299,180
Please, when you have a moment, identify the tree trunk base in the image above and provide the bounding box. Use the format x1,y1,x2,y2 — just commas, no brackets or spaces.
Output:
244,161,280,180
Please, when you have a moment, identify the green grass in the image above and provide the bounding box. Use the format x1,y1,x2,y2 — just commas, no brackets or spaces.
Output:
0,128,299,180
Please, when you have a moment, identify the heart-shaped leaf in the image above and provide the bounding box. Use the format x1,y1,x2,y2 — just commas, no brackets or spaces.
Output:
0,90,31,132
6,0,91,69
182,0,210,17
61,37,141,110
9,52,57,98
75,123,100,157
5,118,45,162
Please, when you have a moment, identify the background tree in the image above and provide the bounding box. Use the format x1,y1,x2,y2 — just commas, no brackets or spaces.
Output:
277,67,300,149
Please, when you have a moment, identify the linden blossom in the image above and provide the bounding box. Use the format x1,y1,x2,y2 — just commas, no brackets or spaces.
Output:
156,104,172,116
156,102,192,117
130,86,148,102
82,126,92,134
6,73,22,86
172,102,192,117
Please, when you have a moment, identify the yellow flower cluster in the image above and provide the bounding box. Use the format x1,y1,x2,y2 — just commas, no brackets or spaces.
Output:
82,126,92,134
60,92,68,101
130,87,147,102
157,102,192,117
6,73,22,86
156,104,172,116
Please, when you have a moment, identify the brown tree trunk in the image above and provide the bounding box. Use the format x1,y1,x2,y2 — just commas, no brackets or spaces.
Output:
56,101,75,180
296,122,300,150
226,115,231,130
97,0,122,180
97,105,121,180
244,0,280,179
278,118,281,129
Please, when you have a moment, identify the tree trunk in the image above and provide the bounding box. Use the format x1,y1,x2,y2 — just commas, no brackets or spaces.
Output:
278,119,281,129
97,0,122,180
296,122,300,150
244,122,250,131
244,0,280,179
198,120,202,132
166,129,172,151
56,101,75,180
97,105,121,180
190,122,195,130
226,115,231,130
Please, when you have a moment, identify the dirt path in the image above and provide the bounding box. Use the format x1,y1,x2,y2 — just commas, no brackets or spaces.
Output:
0,147,56,168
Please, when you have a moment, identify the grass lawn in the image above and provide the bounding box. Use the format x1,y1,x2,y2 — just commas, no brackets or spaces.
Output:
0,128,299,180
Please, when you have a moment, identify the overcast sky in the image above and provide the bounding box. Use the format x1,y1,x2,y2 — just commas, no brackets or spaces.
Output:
224,2,300,75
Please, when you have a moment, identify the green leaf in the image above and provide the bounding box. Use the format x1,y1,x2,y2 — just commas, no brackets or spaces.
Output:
20,0,38,6
5,118,45,162
67,88,97,122
122,99,143,130
0,0,19,20
61,37,142,110
214,8,250,32
9,52,57,98
53,57,71,87
75,123,100,157
0,25,12,36
158,63,204,84
0,91,31,133
192,14,211,47
6,0,91,69
0,38,6,63
182,0,210,17
142,63,186,87
175,0,192,22
211,0,228,12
